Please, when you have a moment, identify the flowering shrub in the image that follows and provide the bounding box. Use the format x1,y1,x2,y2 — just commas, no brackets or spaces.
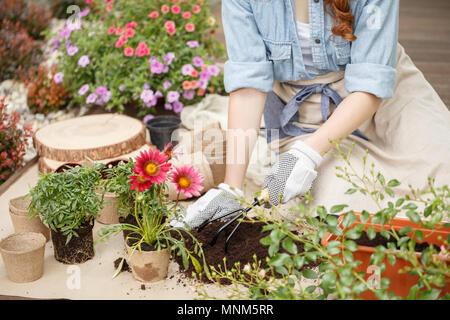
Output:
0,97,33,185
26,64,73,115
194,142,450,300
97,146,208,275
54,0,226,116
0,0,52,40
0,19,43,82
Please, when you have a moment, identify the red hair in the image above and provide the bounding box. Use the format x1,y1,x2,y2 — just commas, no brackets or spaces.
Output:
324,0,356,41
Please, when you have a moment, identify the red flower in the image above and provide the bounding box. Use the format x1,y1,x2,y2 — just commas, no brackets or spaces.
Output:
107,4,113,12
166,26,176,35
182,11,191,19
129,171,152,192
126,22,137,29
164,20,175,29
192,5,201,14
115,27,124,35
190,70,198,77
197,88,205,96
134,149,171,185
124,46,134,56
108,26,115,34
115,40,125,48
185,23,195,32
190,80,198,89
182,81,191,90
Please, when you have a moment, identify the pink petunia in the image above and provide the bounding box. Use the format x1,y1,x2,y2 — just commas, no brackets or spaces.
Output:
108,26,115,34
125,28,135,37
166,26,176,35
115,40,125,48
164,20,175,29
171,5,181,14
115,27,124,35
161,4,170,14
185,23,195,32
192,5,201,14
149,11,159,19
126,22,137,29
171,165,204,198
124,46,134,56
182,11,191,19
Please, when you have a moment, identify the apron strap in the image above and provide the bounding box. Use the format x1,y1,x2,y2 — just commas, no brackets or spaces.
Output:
264,83,369,143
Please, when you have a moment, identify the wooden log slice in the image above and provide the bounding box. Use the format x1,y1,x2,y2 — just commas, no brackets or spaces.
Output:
38,144,154,174
33,114,146,162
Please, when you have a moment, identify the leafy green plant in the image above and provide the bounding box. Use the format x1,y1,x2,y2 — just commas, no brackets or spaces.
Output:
28,162,105,243
54,0,226,116
194,141,449,300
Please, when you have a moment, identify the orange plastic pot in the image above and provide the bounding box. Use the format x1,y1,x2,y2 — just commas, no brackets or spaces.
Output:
321,213,450,300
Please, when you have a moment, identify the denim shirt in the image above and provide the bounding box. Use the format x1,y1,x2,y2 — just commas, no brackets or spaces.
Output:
222,0,399,99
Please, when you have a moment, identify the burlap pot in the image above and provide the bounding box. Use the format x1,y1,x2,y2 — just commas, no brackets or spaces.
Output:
0,232,46,283
126,244,170,283
95,190,121,225
167,151,215,201
9,196,50,242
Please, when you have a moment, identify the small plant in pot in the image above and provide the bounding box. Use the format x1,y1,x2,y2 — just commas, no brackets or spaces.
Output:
96,159,130,225
96,148,208,282
27,163,105,264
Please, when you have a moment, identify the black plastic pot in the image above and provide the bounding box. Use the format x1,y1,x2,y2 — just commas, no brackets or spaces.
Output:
145,116,181,151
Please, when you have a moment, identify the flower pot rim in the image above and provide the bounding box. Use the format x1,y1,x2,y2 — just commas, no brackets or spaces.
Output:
9,195,31,216
0,232,46,255
321,212,450,259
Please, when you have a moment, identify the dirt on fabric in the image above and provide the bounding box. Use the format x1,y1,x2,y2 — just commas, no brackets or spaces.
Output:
113,257,131,273
173,220,320,284
355,231,440,252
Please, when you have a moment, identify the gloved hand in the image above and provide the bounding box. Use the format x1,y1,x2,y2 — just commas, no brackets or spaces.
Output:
172,183,243,229
262,140,322,206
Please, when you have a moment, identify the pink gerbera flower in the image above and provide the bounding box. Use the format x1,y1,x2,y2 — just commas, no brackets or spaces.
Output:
171,165,204,198
129,171,152,192
134,149,171,184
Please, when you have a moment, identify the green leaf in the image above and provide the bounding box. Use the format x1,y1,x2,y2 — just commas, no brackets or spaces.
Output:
360,210,370,223
387,179,400,187
190,256,202,274
415,230,423,242
344,240,358,252
419,289,441,300
399,226,413,235
345,188,357,195
384,187,395,198
345,228,362,240
406,210,421,224
305,285,316,294
395,198,405,208
282,237,298,255
380,229,390,239
302,269,318,279
330,204,348,214
269,253,291,268
342,211,357,229
387,254,396,266
406,285,419,300
293,255,305,269
377,173,386,186
268,243,279,257
259,235,272,246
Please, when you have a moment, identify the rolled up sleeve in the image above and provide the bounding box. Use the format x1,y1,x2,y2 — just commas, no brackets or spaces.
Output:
222,0,274,93
345,0,399,99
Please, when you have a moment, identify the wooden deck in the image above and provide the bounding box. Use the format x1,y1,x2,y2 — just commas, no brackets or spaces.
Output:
211,0,450,108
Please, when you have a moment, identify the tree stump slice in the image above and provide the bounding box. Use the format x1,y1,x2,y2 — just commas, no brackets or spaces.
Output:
38,144,155,174
33,114,146,162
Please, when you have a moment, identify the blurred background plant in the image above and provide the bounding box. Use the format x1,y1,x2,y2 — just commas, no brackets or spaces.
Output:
50,0,89,19
0,19,43,82
25,64,73,115
54,0,226,117
0,97,33,185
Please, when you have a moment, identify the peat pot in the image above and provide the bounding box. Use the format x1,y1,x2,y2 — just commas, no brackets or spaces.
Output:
126,242,170,283
95,190,120,225
51,222,95,264
9,196,50,242
0,232,46,283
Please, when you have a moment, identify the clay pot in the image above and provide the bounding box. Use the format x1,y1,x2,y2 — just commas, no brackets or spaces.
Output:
0,232,46,283
126,243,170,283
51,222,94,264
9,196,50,242
95,190,121,225
322,213,450,300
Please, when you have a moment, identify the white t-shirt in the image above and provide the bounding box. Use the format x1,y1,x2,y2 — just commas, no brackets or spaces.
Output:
296,21,319,75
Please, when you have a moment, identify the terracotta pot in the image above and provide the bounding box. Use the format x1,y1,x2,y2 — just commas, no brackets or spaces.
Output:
0,232,46,283
51,222,94,264
126,243,170,283
322,213,450,300
95,190,121,225
9,196,50,242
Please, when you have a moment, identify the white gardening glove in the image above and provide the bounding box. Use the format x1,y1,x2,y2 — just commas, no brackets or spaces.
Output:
171,183,243,229
262,140,322,206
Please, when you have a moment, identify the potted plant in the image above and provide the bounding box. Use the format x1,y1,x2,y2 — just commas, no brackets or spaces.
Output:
95,159,130,225
96,148,208,282
27,163,104,264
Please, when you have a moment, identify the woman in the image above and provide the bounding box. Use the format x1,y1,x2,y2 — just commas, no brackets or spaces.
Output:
180,0,450,228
